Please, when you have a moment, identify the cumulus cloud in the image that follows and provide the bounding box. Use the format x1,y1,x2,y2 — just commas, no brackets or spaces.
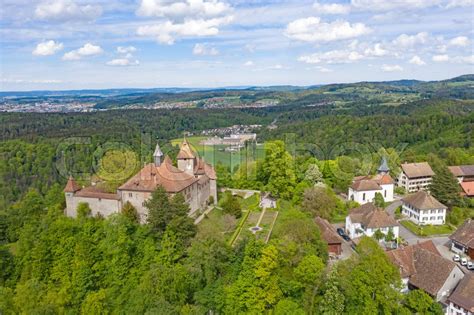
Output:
445,0,474,8
137,16,233,44
449,36,469,46
106,58,139,66
32,40,63,56
243,60,254,66
117,46,137,54
381,64,403,72
285,17,370,42
136,0,231,18
62,43,103,60
364,43,388,57
409,55,426,65
193,43,219,55
432,54,449,62
456,55,474,64
298,50,365,64
351,0,441,11
35,0,102,21
136,0,233,44
313,1,350,14
392,32,429,48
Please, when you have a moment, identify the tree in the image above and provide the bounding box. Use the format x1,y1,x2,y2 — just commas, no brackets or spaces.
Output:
343,237,402,314
317,272,345,315
404,289,442,315
373,229,385,241
258,141,296,200
145,186,171,235
302,187,337,220
77,202,92,218
373,192,385,208
385,227,395,242
121,201,139,223
221,192,242,218
305,164,323,185
429,158,461,208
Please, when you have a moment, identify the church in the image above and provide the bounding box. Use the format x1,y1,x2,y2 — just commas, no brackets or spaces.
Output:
64,139,217,222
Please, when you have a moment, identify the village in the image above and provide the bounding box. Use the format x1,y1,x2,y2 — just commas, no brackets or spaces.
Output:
62,137,474,315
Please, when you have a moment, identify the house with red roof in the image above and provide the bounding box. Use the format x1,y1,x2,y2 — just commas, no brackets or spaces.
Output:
347,156,394,204
64,139,217,222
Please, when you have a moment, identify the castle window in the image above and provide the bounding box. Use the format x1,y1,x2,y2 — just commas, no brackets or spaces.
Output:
129,193,132,197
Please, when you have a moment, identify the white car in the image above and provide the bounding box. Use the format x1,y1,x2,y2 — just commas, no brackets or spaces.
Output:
453,254,460,262
461,257,468,266
467,261,474,270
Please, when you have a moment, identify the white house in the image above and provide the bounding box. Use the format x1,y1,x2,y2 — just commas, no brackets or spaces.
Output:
347,157,394,204
401,190,447,225
345,203,399,240
397,162,435,193
387,240,464,301
446,274,474,315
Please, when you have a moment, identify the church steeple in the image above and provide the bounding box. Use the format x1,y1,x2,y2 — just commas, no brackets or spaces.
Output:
377,156,390,175
153,143,163,166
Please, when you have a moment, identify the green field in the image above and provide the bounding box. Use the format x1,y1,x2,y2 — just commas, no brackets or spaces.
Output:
400,220,455,236
171,136,264,169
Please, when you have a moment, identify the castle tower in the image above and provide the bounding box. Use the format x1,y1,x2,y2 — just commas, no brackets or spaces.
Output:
177,138,196,174
153,143,164,166
63,176,81,217
377,156,390,175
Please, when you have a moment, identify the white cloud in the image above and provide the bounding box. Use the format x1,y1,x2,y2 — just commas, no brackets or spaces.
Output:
137,16,233,44
35,0,102,21
285,17,370,42
409,55,426,65
445,0,474,8
62,43,103,60
381,64,403,72
456,55,474,64
313,1,350,14
364,43,388,57
136,0,231,18
392,32,429,48
315,66,333,73
432,54,449,62
299,50,365,64
449,36,469,47
351,0,441,11
117,46,137,54
270,64,284,70
193,43,219,55
32,40,63,56
106,58,139,66
243,60,254,67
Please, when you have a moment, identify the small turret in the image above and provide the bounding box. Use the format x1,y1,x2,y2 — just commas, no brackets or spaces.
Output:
153,143,164,166
64,176,80,193
377,156,390,175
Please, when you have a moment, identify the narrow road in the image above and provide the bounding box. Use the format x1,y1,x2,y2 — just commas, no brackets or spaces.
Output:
385,200,423,245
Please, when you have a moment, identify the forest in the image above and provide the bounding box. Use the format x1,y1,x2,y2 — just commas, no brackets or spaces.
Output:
1,83,473,313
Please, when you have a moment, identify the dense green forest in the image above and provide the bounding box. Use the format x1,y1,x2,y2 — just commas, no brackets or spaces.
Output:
1,81,473,313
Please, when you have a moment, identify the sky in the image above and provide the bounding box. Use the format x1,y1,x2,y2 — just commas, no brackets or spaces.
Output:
0,0,473,91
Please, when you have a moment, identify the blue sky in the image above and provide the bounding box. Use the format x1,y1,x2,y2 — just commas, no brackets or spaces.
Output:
0,0,473,90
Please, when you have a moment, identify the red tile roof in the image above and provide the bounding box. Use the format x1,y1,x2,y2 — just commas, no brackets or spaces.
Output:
349,203,398,229
387,241,457,296
448,274,474,312
450,219,474,248
401,162,435,178
64,176,81,192
402,190,447,210
118,158,198,193
460,181,474,197
315,217,343,244
74,186,120,200
177,139,195,159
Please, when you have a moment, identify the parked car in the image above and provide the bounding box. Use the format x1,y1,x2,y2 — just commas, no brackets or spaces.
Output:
453,254,460,262
467,261,474,270
337,228,345,237
461,257,468,266
342,234,351,242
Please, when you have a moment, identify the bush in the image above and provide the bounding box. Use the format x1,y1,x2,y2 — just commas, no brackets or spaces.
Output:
395,187,406,195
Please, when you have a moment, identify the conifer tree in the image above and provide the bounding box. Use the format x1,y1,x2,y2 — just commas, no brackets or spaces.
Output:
430,164,461,208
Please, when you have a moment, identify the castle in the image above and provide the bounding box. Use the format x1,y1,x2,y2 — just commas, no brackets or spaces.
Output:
64,139,217,222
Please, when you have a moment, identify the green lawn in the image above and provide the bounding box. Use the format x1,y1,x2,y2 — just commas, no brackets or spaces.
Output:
400,220,455,236
171,136,264,169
